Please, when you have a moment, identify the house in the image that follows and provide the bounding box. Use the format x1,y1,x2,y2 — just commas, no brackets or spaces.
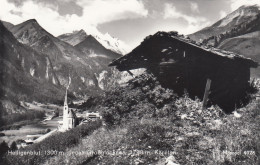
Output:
109,31,258,112
80,112,102,124
21,135,42,147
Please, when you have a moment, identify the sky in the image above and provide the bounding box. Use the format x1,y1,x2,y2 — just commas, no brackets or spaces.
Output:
1,0,260,50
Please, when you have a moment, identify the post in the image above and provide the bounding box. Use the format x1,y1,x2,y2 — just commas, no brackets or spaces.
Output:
202,79,211,110
126,70,134,77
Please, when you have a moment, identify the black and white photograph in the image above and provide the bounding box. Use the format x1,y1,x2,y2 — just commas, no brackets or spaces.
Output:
0,0,259,164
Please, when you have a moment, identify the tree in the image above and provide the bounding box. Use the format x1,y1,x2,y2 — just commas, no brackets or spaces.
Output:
10,141,17,151
0,141,9,160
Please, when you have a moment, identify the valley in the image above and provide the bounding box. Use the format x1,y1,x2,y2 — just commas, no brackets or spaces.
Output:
0,102,61,145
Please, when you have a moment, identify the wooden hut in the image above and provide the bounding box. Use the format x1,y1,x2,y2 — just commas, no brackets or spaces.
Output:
109,31,258,112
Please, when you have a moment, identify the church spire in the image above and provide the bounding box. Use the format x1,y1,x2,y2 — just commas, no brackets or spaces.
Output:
64,76,71,106
64,89,68,106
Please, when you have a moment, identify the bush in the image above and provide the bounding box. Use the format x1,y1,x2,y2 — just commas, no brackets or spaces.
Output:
0,141,9,163
99,73,177,125
9,142,17,151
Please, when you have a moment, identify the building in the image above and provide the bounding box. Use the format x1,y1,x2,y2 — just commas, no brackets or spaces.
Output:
109,31,258,112
80,112,102,124
58,89,77,131
21,135,42,147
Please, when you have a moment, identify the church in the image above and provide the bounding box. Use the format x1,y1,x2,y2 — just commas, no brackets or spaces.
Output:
58,89,77,132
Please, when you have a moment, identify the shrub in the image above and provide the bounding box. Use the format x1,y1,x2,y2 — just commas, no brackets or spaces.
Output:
99,73,178,125
9,142,17,151
0,141,9,163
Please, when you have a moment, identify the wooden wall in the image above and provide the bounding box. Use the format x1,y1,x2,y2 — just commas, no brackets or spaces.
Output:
151,42,251,112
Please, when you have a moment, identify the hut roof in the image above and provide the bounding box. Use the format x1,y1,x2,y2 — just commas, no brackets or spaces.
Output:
109,31,258,70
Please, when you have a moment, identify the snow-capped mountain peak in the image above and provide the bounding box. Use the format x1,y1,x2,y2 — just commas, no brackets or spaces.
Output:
59,29,129,55
93,32,130,55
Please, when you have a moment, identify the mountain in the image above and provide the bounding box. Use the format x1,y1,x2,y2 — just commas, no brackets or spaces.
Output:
75,35,121,59
0,21,64,114
8,19,104,96
7,19,129,96
58,30,88,46
2,21,14,30
58,29,129,55
59,30,140,90
93,32,129,55
189,5,260,43
58,29,135,90
74,35,127,90
189,5,260,77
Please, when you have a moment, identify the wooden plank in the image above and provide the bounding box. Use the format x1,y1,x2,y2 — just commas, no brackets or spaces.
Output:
126,70,134,77
202,78,212,110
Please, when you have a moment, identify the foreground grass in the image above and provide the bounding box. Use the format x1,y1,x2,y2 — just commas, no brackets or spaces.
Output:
43,97,259,165
42,74,259,165
41,74,259,165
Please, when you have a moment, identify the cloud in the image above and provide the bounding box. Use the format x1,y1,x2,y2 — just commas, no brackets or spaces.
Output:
164,3,207,24
76,0,148,26
230,0,260,10
190,2,199,13
163,3,210,34
0,0,148,37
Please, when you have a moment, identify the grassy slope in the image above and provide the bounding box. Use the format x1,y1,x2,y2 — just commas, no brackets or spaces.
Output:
43,73,260,165
218,31,260,78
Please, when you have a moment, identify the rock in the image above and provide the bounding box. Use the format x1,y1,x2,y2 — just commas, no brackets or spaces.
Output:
165,156,180,165
233,111,242,118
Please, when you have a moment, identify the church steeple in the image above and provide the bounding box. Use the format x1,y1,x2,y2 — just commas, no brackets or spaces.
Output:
64,89,68,106
59,76,76,132
63,88,69,127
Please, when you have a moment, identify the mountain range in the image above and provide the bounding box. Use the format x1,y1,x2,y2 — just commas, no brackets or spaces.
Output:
189,5,260,77
58,29,128,55
0,19,123,114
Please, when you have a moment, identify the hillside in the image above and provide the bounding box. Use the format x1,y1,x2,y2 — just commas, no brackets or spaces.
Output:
0,21,64,114
189,5,260,43
218,31,260,77
189,5,260,78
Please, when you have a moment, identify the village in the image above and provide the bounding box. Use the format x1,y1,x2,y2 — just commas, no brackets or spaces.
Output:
0,89,102,149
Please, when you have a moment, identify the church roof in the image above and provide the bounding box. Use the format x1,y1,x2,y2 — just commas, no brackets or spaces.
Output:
68,109,77,118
